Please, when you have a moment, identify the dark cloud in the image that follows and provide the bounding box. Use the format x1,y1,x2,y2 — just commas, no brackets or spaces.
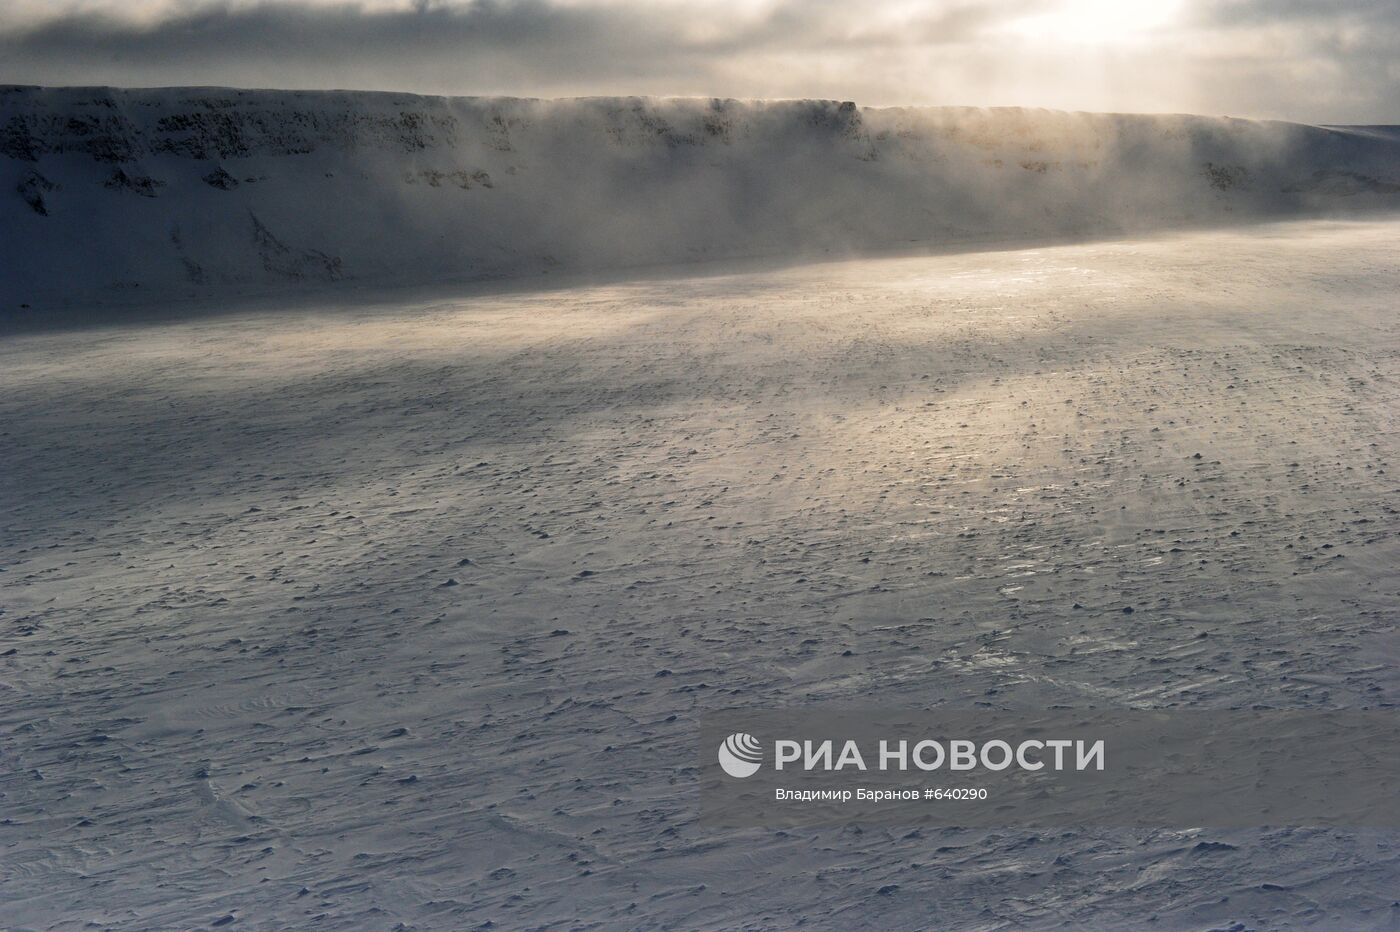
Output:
0,0,1035,102
0,0,1397,122
1200,0,1400,27
0,2,666,80
12,3,653,96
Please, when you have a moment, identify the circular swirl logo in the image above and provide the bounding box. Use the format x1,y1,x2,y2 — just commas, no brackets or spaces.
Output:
717,732,763,778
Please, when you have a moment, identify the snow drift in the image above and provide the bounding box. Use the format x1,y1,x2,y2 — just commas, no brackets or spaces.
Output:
5,85,1400,307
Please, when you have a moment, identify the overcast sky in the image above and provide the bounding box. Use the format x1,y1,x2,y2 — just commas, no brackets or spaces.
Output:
1,0,1397,123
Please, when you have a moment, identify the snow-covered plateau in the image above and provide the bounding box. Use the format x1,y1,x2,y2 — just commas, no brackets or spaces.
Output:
3,89,1400,930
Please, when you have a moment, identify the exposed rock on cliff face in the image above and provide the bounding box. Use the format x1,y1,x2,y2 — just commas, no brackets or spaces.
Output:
202,166,239,190
4,85,1400,307
250,211,344,282
103,168,165,197
16,168,54,215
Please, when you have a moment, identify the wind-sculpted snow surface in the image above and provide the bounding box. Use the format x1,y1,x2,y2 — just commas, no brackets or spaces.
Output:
4,85,1400,306
3,220,1400,927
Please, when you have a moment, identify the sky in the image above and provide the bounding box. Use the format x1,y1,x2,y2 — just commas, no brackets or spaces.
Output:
0,0,1397,123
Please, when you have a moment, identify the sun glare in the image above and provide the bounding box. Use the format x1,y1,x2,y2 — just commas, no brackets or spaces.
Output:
1008,0,1183,45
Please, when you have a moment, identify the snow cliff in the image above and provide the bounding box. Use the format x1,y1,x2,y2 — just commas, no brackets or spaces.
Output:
5,85,1400,306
